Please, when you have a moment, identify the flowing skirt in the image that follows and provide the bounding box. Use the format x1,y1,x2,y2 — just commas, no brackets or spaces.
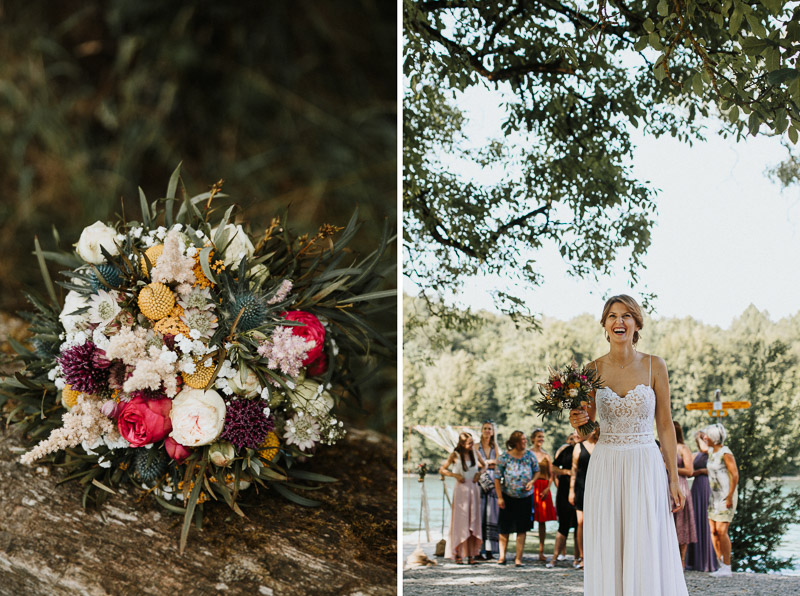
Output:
674,475,697,545
445,480,482,559
685,475,719,571
480,483,499,553
584,442,688,596
532,478,557,522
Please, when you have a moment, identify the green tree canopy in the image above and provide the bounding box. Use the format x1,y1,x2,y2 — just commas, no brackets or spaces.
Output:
403,0,800,319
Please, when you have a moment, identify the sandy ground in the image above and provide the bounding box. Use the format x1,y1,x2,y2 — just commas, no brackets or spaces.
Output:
402,542,800,595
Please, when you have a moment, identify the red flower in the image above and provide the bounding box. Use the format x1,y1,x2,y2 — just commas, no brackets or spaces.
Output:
164,437,192,463
552,380,563,389
282,310,327,374
306,352,328,377
117,396,173,447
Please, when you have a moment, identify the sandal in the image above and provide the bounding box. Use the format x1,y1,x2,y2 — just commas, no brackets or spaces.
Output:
455,557,464,565
573,557,582,569
497,558,507,565
468,557,476,565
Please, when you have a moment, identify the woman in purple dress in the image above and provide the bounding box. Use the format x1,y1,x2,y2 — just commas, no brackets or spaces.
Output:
673,422,697,568
684,430,719,572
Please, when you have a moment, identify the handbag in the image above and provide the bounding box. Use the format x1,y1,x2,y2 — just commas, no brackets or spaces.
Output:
478,470,494,494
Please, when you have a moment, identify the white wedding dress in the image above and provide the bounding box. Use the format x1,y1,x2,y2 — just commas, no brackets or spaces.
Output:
583,367,689,595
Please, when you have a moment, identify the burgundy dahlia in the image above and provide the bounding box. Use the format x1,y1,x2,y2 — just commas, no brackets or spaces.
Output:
219,399,274,451
129,387,167,401
59,341,110,394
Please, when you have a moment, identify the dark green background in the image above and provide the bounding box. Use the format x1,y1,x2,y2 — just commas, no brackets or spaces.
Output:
0,0,397,433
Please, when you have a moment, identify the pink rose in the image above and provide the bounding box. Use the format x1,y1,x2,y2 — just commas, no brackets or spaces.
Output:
282,310,327,373
117,396,173,447
164,437,192,463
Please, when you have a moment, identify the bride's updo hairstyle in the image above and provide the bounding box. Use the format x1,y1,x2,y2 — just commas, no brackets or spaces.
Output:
600,294,644,346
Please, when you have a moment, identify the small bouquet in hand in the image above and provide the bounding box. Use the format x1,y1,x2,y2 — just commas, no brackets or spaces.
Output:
535,360,602,436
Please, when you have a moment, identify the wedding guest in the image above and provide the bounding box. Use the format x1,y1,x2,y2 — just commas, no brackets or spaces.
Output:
530,428,557,562
547,431,579,568
477,420,500,560
494,430,540,567
568,426,599,570
685,430,719,572
673,421,697,568
440,432,485,564
705,423,739,578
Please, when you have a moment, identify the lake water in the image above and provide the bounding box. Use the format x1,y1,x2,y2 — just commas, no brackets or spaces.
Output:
403,474,800,575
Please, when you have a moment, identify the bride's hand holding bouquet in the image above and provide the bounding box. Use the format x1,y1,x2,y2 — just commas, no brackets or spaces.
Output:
535,360,602,437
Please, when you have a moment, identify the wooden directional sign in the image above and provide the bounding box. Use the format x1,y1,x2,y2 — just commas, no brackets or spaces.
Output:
685,400,751,417
686,389,750,417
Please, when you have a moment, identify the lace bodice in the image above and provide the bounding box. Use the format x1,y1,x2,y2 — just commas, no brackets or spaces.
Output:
596,384,657,449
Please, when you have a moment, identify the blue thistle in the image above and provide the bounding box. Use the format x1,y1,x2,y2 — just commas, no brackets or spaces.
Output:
134,448,168,483
231,293,267,331
90,264,122,290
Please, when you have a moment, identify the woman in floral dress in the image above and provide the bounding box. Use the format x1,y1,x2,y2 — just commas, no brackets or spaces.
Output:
705,423,739,578
493,430,540,566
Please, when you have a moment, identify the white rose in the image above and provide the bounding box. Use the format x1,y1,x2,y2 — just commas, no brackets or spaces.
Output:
59,291,91,333
75,221,120,264
293,380,335,418
228,367,262,398
569,388,579,398
169,388,226,447
212,223,254,266
208,441,236,467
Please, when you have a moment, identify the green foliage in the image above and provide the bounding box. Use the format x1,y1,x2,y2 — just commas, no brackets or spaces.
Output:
404,296,800,571
725,339,800,572
403,0,800,320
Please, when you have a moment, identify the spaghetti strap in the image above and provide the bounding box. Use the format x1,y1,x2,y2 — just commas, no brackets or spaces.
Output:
648,355,652,387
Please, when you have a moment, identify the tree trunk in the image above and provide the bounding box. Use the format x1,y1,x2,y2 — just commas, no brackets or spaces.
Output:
0,426,397,595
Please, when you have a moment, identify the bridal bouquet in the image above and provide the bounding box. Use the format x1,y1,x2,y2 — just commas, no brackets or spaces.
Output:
535,361,602,437
1,166,394,551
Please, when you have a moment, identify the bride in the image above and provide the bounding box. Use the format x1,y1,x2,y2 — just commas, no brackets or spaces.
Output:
570,294,688,595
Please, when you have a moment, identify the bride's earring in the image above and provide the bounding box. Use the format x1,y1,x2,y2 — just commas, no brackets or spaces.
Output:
604,331,610,342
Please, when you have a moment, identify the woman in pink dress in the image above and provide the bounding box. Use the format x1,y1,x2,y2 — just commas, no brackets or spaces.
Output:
673,421,697,568
439,432,486,564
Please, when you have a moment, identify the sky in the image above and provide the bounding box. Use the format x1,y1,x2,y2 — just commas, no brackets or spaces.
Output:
403,85,800,329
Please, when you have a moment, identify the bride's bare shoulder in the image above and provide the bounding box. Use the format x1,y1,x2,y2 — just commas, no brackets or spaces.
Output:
641,353,668,374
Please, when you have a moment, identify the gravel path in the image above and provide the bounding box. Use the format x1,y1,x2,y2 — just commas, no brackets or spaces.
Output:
403,543,800,595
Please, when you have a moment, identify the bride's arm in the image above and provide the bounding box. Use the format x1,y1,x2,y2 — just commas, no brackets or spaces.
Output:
653,356,684,512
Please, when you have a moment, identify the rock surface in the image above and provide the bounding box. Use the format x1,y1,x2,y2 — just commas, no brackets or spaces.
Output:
0,427,397,595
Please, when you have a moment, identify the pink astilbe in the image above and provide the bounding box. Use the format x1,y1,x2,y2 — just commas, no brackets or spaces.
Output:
151,229,196,285
257,326,312,378
123,346,180,397
104,326,149,366
267,279,293,305
20,395,121,465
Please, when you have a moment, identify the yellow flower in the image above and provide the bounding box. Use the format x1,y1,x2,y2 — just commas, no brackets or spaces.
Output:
61,385,82,409
182,356,216,389
140,244,164,277
258,431,280,463
138,282,175,320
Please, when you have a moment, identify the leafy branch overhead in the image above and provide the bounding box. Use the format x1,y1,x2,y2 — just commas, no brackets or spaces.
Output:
403,0,800,318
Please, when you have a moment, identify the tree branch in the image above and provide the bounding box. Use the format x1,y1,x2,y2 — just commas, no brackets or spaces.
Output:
415,190,480,258
411,19,576,80
490,204,550,242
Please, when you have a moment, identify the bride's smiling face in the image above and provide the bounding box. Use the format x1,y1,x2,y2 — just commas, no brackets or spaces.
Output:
603,302,640,344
